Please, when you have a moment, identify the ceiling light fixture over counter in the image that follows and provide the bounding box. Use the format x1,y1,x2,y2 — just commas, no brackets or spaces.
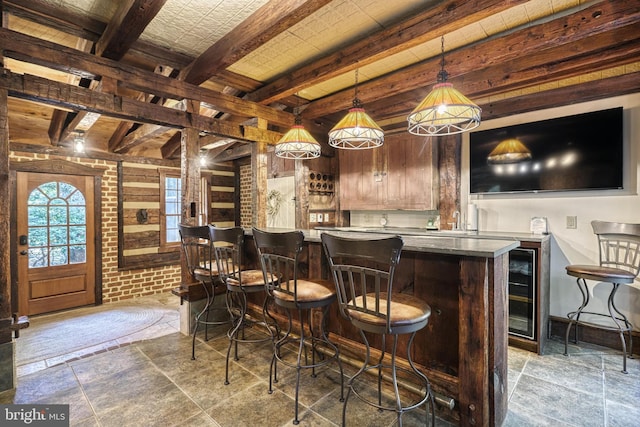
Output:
328,69,384,149
408,36,481,136
275,95,321,159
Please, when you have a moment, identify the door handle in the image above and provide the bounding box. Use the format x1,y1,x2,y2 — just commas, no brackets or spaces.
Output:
20,250,28,255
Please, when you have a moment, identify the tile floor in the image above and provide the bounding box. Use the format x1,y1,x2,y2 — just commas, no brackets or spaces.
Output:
1,293,638,426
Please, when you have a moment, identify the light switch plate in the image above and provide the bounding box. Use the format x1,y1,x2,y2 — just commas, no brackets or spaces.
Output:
317,213,323,223
566,215,577,229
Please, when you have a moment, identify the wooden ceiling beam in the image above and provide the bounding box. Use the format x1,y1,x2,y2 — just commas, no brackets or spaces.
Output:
247,0,529,105
212,143,253,163
114,123,171,154
180,0,332,86
482,71,640,121
108,65,175,152
159,132,182,159
0,28,294,126
0,68,284,143
48,0,165,146
95,0,167,60
302,0,640,119
366,28,640,122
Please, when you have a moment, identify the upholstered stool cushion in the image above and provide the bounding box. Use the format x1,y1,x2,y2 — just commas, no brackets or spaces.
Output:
273,279,335,304
349,292,431,328
566,264,635,284
226,269,266,288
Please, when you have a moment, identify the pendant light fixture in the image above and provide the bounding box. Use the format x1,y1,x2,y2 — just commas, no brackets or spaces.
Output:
275,95,321,159
328,69,384,149
408,36,481,136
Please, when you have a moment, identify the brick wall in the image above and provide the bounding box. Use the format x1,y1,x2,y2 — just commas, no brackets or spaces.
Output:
239,163,253,228
9,151,181,304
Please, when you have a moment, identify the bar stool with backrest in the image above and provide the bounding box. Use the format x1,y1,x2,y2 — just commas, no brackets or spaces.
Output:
321,232,435,426
252,227,344,425
207,225,277,385
564,220,640,373
179,224,229,360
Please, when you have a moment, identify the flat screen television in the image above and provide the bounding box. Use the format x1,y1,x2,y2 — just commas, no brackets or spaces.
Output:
469,107,623,194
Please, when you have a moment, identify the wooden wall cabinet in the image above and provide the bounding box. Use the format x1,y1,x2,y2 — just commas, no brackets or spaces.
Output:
338,134,438,211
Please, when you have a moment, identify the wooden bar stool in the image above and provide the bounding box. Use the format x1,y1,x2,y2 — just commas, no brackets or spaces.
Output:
321,233,435,426
178,224,229,360
253,228,344,425
564,220,640,373
207,226,277,385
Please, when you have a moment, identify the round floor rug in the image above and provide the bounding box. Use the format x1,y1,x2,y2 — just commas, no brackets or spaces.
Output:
16,302,173,366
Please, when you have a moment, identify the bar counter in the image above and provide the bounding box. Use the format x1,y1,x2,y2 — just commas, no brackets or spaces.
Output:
244,228,519,426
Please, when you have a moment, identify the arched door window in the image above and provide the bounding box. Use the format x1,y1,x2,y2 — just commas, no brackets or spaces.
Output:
27,181,87,268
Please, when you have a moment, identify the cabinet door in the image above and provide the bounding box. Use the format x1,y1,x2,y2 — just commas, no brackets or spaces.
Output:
339,135,437,211
338,148,379,210
383,135,438,210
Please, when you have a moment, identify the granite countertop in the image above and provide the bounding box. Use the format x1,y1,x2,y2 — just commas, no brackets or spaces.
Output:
247,227,520,258
314,226,551,242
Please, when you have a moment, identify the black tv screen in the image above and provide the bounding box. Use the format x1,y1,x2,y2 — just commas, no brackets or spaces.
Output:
469,107,623,194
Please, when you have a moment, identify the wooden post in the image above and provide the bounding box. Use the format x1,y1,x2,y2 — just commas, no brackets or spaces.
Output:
294,159,309,229
438,134,461,229
0,35,16,391
179,100,201,284
252,118,268,228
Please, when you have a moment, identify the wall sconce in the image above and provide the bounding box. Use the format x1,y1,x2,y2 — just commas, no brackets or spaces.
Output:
73,131,85,153
199,149,208,167
136,209,148,224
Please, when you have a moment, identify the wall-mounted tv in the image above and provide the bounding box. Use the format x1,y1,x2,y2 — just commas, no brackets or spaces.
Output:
469,107,623,194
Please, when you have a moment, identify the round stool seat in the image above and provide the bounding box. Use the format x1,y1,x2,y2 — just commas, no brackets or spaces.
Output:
349,292,431,334
566,264,635,283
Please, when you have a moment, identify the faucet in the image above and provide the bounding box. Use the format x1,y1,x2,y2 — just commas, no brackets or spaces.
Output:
452,211,461,230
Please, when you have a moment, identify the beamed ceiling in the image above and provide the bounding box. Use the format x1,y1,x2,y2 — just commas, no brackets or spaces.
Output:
1,0,639,162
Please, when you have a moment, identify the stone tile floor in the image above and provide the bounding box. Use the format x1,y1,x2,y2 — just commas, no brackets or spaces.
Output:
1,293,638,426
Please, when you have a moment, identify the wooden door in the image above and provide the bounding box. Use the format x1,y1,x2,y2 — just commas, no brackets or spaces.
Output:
16,172,96,315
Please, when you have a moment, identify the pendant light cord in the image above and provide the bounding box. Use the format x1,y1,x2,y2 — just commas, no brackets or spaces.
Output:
437,36,448,83
352,69,362,108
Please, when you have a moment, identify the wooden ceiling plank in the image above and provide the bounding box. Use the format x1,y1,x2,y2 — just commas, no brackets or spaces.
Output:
248,0,529,105
0,28,294,126
95,0,167,60
4,0,105,41
180,0,333,86
302,0,640,119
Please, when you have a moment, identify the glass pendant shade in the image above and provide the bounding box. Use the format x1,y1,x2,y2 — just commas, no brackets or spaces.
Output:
275,123,321,159
407,82,481,136
328,102,384,149
408,36,481,136
487,138,532,164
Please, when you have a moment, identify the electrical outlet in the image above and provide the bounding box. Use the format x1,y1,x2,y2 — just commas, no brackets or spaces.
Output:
566,215,577,229
310,213,317,222
324,212,330,223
